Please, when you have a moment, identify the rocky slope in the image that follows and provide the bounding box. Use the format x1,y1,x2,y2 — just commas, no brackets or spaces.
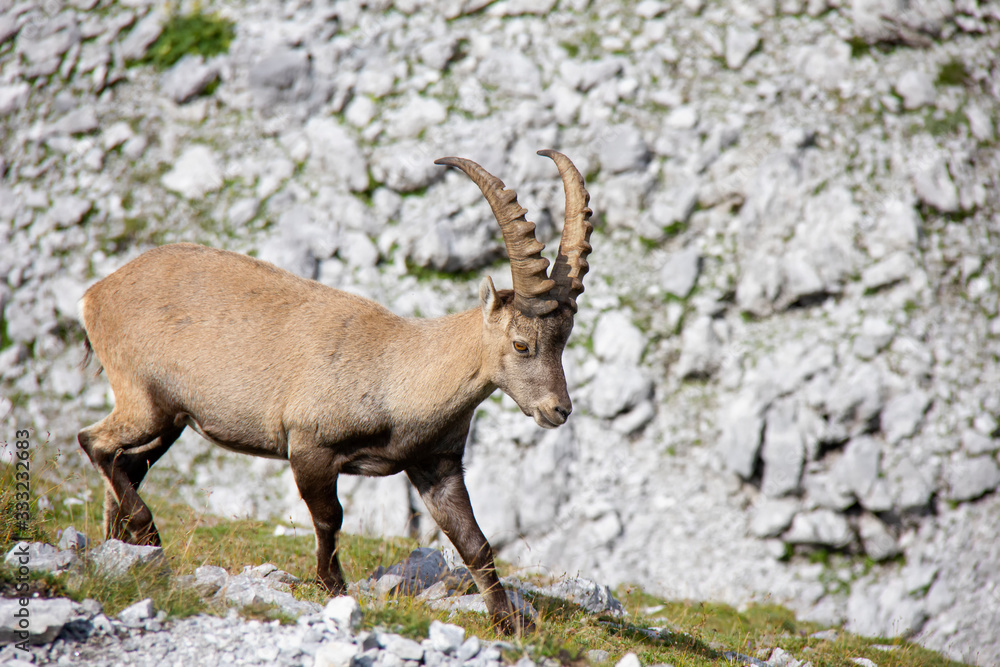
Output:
1,0,999,664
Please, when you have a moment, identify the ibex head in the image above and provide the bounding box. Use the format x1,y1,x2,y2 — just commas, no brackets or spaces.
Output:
436,150,593,429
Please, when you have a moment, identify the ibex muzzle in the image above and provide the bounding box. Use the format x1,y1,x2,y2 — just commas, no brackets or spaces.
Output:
77,150,593,635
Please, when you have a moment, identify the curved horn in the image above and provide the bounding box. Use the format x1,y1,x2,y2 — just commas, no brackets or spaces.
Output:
434,156,558,316
538,149,593,313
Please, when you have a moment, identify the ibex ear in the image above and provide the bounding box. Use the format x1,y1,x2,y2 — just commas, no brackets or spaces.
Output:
479,276,501,322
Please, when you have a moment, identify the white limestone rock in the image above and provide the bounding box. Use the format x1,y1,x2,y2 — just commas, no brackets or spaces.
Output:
305,118,369,192
750,498,800,538
783,509,853,548
895,70,936,109
428,619,465,653
593,311,646,367
881,390,931,444
160,55,219,104
660,246,701,298
675,315,723,379
162,145,223,199
120,9,164,61
725,24,760,69
913,158,959,213
718,392,766,479
0,598,74,645
0,83,30,116
323,596,362,631
118,598,155,628
89,540,168,578
761,398,806,497
944,455,1000,502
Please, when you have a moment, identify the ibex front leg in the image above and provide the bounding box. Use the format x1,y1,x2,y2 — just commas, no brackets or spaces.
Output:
407,456,533,636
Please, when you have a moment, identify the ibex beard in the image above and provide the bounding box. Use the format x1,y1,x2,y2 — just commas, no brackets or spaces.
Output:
77,150,593,636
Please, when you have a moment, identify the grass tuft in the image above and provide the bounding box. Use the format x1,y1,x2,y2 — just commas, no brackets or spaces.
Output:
136,5,235,70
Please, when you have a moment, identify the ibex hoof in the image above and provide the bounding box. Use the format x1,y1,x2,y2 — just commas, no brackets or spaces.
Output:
499,611,536,637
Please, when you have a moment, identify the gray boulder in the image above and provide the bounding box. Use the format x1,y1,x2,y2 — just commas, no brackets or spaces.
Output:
384,547,449,595
88,539,168,578
160,55,219,104
120,10,164,61
4,542,77,574
913,159,959,213
0,598,74,645
783,509,853,548
944,455,1000,502
118,598,155,628
250,49,313,106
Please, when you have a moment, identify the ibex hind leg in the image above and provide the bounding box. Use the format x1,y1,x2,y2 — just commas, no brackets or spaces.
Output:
78,409,179,547
289,438,347,593
99,424,184,543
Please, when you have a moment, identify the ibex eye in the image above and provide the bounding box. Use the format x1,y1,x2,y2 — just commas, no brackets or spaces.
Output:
513,341,528,353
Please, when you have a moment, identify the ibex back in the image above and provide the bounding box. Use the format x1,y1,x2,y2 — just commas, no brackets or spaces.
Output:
77,150,593,634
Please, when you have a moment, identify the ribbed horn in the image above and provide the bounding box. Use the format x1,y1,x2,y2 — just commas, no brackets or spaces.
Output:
538,150,592,313
435,156,558,316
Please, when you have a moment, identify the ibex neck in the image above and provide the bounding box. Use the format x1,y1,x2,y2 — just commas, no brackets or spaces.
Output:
394,308,494,420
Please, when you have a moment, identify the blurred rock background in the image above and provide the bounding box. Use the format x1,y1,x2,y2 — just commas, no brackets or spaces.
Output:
1,0,998,663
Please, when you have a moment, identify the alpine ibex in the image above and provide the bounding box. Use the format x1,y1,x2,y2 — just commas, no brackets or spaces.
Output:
77,150,593,634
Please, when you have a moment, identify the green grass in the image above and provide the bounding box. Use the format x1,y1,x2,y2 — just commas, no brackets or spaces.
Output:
0,461,974,665
936,60,970,87
135,6,235,70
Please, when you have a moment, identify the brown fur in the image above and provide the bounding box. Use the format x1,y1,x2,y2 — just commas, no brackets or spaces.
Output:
78,242,578,635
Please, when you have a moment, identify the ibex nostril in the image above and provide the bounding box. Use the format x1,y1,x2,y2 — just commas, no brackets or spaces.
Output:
555,405,570,419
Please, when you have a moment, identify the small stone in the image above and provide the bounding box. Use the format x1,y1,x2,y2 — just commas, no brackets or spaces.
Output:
0,83,30,116
761,398,805,497
587,649,611,664
880,391,930,444
675,316,722,379
323,596,362,631
162,145,223,199
593,311,646,366
118,598,155,628
102,121,134,151
428,619,465,653
945,455,1000,502
725,24,760,69
374,573,404,597
57,526,90,551
381,633,425,661
913,159,959,213
660,246,701,298
615,653,641,667
456,636,481,661
783,509,853,548
895,70,935,110
160,54,219,104
965,103,995,142
315,640,360,667
750,499,799,538
861,252,913,291
851,659,877,667
49,196,92,228
598,124,649,174
857,512,900,561
961,429,997,455
193,565,229,596
120,10,164,61
51,107,100,135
